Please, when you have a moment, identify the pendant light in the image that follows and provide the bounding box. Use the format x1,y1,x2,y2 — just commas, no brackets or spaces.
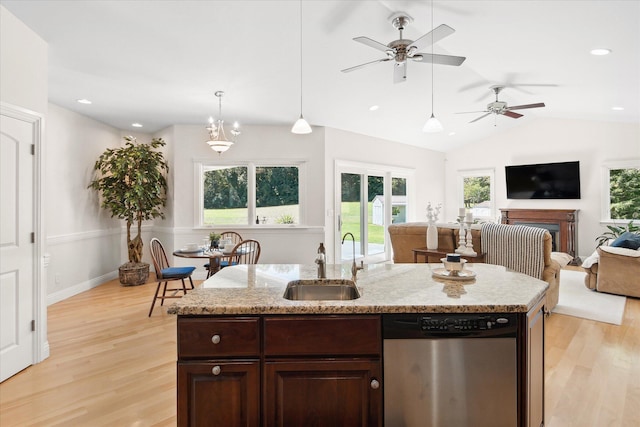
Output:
291,0,312,134
205,91,240,154
423,0,443,133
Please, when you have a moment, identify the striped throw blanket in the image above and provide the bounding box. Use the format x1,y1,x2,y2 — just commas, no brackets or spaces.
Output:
481,223,547,279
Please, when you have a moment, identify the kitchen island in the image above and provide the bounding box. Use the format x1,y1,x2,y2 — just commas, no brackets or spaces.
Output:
170,263,547,427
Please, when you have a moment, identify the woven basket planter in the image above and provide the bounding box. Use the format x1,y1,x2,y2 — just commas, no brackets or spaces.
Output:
119,262,149,286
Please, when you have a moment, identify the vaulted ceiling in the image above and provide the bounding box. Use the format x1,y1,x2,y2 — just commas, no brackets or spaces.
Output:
3,0,639,151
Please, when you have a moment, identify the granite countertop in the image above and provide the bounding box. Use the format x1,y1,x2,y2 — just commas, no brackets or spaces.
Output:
168,263,548,315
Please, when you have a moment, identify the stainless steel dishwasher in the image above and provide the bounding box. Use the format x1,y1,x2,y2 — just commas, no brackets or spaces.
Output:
383,313,518,427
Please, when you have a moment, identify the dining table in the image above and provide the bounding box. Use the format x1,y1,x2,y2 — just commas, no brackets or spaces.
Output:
173,247,230,277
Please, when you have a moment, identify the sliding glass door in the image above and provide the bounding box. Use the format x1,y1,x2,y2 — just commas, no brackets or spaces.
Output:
336,163,412,264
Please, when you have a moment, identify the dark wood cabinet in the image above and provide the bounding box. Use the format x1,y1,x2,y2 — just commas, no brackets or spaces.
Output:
177,317,261,427
264,359,382,427
517,297,545,427
525,298,545,427
263,315,382,426
177,315,382,427
177,361,260,427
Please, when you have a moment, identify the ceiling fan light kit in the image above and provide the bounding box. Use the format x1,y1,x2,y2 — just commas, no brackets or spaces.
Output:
291,0,312,134
205,91,240,154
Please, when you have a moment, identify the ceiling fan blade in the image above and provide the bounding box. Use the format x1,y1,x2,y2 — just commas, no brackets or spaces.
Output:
393,62,407,84
412,53,466,66
353,36,391,52
508,103,546,110
503,111,524,119
341,58,390,73
470,113,492,123
407,24,455,53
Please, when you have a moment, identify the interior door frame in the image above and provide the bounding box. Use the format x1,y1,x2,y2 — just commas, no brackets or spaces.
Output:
334,160,414,264
1,102,48,366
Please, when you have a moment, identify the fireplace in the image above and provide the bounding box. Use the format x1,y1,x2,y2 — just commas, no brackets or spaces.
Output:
500,208,580,265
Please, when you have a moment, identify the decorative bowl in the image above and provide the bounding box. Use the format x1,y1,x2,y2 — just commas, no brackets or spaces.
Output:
440,258,467,273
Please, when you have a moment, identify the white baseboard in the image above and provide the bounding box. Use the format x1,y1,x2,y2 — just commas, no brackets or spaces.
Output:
47,271,119,306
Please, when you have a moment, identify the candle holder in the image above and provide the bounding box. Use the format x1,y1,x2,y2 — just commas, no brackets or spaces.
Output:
455,215,466,253
463,219,477,256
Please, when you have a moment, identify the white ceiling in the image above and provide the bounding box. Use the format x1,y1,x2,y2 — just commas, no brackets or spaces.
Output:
3,0,639,152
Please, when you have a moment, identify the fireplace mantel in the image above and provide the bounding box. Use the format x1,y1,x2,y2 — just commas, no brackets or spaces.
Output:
500,208,580,265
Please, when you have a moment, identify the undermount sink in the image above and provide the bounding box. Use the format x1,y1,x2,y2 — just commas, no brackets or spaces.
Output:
283,279,360,301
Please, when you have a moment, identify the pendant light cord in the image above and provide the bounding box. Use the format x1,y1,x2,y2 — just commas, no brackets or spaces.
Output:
431,0,435,114
299,0,303,114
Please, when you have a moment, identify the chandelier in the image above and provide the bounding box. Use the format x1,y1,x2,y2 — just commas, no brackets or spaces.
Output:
206,91,240,154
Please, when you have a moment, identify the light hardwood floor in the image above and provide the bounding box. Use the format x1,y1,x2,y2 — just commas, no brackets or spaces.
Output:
1,272,639,426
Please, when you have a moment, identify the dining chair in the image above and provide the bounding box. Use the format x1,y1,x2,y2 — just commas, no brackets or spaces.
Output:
205,231,243,278
221,239,261,268
148,238,196,316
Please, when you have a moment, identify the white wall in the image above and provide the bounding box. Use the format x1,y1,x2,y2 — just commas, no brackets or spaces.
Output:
444,118,640,260
45,104,134,303
0,6,47,115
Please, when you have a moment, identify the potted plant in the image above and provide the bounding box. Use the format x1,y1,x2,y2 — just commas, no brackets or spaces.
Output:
89,136,169,285
209,232,221,249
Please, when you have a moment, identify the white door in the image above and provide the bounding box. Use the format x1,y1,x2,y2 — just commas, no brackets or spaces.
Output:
0,113,35,382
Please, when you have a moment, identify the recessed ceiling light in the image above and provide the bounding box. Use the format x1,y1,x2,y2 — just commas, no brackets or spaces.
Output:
132,123,143,128
590,48,611,56
77,98,92,104
611,106,624,111
369,105,379,111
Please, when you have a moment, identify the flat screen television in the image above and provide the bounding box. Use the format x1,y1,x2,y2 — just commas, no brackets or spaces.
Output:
505,161,581,199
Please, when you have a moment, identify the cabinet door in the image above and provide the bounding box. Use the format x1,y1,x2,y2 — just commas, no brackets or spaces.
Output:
264,359,382,427
178,361,260,427
527,300,545,427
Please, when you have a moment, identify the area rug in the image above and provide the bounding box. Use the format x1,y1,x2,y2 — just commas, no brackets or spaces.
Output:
552,269,626,325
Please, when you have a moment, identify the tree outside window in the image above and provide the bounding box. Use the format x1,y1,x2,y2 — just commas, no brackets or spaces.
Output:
458,169,495,220
606,163,640,220
201,164,301,226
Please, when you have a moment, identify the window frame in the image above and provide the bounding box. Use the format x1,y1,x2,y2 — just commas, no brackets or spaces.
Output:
600,159,640,224
456,168,496,221
195,160,307,227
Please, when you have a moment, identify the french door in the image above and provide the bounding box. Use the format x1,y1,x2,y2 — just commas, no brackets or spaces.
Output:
335,162,410,264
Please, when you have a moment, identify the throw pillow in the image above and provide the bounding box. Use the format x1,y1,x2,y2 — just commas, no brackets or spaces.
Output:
610,231,640,250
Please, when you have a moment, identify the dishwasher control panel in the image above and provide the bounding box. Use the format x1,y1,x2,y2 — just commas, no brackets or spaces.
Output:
420,314,514,332
383,313,518,338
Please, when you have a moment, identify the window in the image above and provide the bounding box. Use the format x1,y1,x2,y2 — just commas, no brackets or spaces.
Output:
457,169,495,220
601,160,640,222
198,162,303,226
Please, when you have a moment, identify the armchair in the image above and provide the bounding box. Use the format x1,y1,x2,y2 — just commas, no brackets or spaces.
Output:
583,246,640,298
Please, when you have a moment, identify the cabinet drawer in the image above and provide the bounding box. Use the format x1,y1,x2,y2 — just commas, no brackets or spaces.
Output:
264,315,381,357
178,317,260,358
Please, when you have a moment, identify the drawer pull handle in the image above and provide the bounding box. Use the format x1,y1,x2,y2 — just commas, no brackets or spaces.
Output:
370,379,380,389
212,366,221,376
211,334,221,344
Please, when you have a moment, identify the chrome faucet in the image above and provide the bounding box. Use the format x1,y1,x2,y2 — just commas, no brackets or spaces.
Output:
315,243,327,279
341,232,364,282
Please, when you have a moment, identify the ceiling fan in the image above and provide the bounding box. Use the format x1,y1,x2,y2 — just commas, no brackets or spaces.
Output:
340,12,466,84
458,86,546,124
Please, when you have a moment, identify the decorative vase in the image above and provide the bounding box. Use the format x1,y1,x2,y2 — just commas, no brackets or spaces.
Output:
426,222,438,250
